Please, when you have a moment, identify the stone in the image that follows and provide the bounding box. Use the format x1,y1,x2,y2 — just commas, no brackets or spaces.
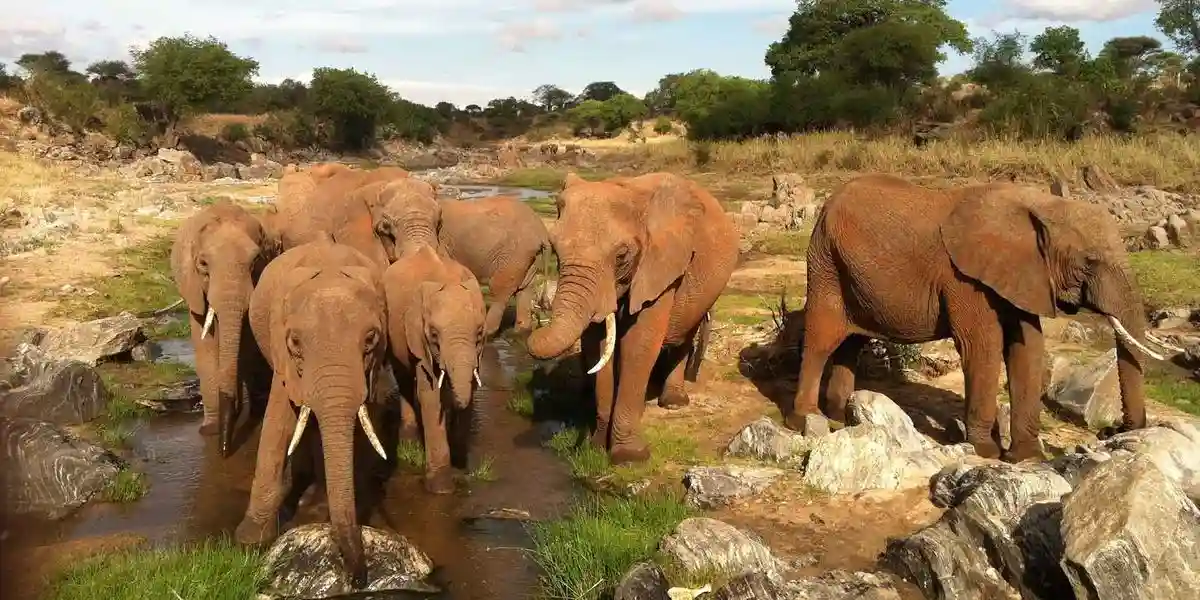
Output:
846,390,932,451
1049,178,1069,198
772,173,815,208
33,312,145,366
135,378,202,414
258,523,439,599
1150,307,1196,330
799,413,830,437
801,424,972,494
0,358,110,425
1044,349,1124,430
1,417,122,519
1166,213,1190,247
1146,225,1171,249
1080,165,1119,193
884,462,1073,600
1058,321,1093,344
710,572,781,599
659,518,785,584
683,466,785,509
725,417,807,465
783,570,901,600
613,562,670,600
1059,453,1200,600
1057,420,1200,499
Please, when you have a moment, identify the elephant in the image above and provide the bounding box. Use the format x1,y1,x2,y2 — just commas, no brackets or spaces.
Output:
382,244,487,493
234,235,390,589
437,194,551,337
170,200,278,456
526,172,739,464
787,174,1184,462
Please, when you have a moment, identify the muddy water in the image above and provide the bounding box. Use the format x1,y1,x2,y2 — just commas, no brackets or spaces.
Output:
443,185,553,201
11,333,578,599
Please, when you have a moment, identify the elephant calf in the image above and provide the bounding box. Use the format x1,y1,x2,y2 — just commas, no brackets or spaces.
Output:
235,235,390,589
170,200,278,456
382,245,487,494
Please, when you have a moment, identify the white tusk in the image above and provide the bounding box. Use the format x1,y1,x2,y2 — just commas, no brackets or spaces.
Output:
1145,331,1186,353
474,368,482,386
287,405,311,456
436,369,444,389
357,404,387,459
200,307,215,339
1107,316,1165,361
587,313,617,375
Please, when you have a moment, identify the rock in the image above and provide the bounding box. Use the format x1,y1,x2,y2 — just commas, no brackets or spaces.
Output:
202,162,239,181
884,462,1073,600
135,378,202,414
1150,307,1196,330
913,341,961,377
1,417,123,519
33,312,145,366
1058,320,1093,344
725,417,807,465
1146,225,1172,249
258,523,439,599
0,358,110,424
846,390,932,451
17,106,42,125
613,562,670,600
740,201,764,221
1080,165,1118,193
1059,453,1200,599
711,572,781,599
659,518,785,584
683,466,785,509
1049,178,1069,198
799,413,831,437
247,153,284,179
1045,349,1123,430
1057,419,1200,499
784,570,901,600
801,424,972,494
772,173,816,208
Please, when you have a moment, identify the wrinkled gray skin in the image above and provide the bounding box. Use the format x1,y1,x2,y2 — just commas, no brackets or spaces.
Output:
169,200,278,456
234,235,388,590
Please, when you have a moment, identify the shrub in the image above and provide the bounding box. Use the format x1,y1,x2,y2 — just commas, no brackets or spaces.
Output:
653,116,674,135
220,122,250,143
253,109,319,148
100,103,152,146
22,73,101,132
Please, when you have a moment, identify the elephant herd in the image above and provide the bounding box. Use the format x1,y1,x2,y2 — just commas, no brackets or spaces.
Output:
168,164,1181,588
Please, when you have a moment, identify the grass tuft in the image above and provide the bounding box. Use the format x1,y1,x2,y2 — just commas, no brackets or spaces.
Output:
1146,368,1200,416
100,469,148,503
394,439,426,472
467,455,498,482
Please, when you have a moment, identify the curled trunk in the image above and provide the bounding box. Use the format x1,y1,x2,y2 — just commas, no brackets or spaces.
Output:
399,220,437,255
527,270,597,360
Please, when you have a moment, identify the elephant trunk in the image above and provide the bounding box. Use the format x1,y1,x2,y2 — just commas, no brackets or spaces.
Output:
442,341,478,410
212,277,252,458
527,268,599,360
1091,265,1158,431
399,218,437,255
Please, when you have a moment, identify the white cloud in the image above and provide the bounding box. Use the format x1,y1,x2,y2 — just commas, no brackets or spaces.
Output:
308,37,371,54
631,0,683,22
496,18,563,52
1000,0,1157,22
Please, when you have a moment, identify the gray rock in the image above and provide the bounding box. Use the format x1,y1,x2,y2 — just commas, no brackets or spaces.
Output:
659,518,785,584
683,465,785,509
1045,349,1124,430
1,417,122,519
1166,213,1190,247
884,462,1073,600
1060,453,1200,600
1147,225,1171,249
258,523,439,599
799,413,831,437
771,173,815,208
135,378,202,414
1150,307,1196,330
802,424,972,494
725,417,807,465
847,390,933,451
33,312,145,366
711,572,782,599
1058,321,1093,344
783,570,901,600
613,562,669,600
0,358,110,424
1060,420,1200,500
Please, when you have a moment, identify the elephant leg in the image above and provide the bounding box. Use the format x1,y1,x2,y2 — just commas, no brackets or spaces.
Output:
609,292,675,465
823,335,868,423
190,311,220,436
658,338,695,410
951,317,1005,460
399,396,419,442
1001,313,1047,463
514,285,536,332
483,267,522,338
235,375,296,544
417,376,454,494
785,296,849,430
582,321,616,451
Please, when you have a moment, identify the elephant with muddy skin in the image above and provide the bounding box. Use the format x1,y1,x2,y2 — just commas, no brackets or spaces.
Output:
788,174,1185,461
526,172,739,465
382,245,487,493
170,201,279,456
438,194,551,337
234,235,391,589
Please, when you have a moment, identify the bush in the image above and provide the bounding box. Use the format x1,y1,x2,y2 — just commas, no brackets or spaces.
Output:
220,122,249,143
307,67,393,150
100,103,152,146
253,109,319,148
653,116,674,135
22,73,101,132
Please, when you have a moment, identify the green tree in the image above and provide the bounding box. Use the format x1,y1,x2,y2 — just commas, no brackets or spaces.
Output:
131,35,259,129
86,60,136,83
1097,36,1164,80
16,51,75,77
577,81,625,103
643,73,685,114
969,31,1030,89
307,67,393,150
532,84,573,111
1155,0,1200,55
0,64,20,91
566,93,645,136
1030,26,1087,77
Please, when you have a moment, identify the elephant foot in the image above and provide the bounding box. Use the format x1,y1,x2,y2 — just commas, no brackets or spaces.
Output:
199,418,219,436
423,469,456,495
609,440,651,466
1002,441,1046,464
968,439,1003,460
589,426,609,451
783,411,840,435
658,387,690,410
234,515,279,545
1097,419,1145,440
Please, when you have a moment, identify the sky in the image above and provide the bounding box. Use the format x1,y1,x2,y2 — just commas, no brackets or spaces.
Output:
0,1,1170,107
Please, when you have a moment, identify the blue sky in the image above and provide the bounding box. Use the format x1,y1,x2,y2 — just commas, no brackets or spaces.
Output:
0,1,1167,107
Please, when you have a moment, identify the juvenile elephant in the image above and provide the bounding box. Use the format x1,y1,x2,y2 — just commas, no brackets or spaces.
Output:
789,174,1183,461
234,235,390,588
382,245,486,493
438,194,551,337
526,172,739,464
170,201,278,456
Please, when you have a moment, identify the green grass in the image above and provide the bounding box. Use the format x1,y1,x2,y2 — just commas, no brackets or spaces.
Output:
495,166,612,191
47,538,263,600
395,439,426,472
100,469,148,503
751,230,811,257
467,455,498,482
529,492,693,600
544,425,703,487
1146,367,1200,416
526,196,559,218
506,370,536,417
1129,250,1200,311
52,235,178,321
146,317,190,340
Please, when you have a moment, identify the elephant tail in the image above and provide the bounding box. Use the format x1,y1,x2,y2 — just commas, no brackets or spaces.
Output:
684,312,710,382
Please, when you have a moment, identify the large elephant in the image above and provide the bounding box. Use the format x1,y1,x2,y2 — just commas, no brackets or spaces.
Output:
382,245,486,493
788,174,1183,461
170,201,278,456
234,235,390,589
437,194,551,337
526,172,739,464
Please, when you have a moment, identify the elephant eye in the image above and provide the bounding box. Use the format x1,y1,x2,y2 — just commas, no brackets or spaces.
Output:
364,329,380,352
286,331,302,357
196,257,209,274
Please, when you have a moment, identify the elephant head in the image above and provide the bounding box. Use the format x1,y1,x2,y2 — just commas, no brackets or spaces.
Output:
271,262,389,586
174,202,279,456
527,173,701,370
362,178,441,261
940,184,1183,433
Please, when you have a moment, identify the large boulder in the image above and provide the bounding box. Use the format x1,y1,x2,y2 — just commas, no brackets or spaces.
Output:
1,417,122,519
682,465,784,509
659,518,786,584
725,416,808,466
1044,350,1124,429
0,357,110,424
28,312,145,366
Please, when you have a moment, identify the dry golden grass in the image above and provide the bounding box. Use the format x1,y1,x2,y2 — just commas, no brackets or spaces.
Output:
612,131,1200,190
184,113,266,137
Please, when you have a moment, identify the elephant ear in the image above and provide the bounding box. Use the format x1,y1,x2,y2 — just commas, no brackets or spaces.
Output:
269,267,322,387
178,218,218,313
940,192,1057,317
562,172,586,189
405,281,444,376
256,209,284,259
629,177,699,313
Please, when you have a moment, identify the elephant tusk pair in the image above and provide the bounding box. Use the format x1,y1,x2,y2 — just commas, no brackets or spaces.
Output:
285,404,388,460
587,313,617,375
200,307,216,339
474,368,482,386
1108,314,1166,360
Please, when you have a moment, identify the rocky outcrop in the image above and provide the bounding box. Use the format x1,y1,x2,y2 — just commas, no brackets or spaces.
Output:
24,313,145,366
725,417,807,465
1,417,122,519
659,518,787,584
613,562,670,600
0,356,110,424
729,173,822,233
